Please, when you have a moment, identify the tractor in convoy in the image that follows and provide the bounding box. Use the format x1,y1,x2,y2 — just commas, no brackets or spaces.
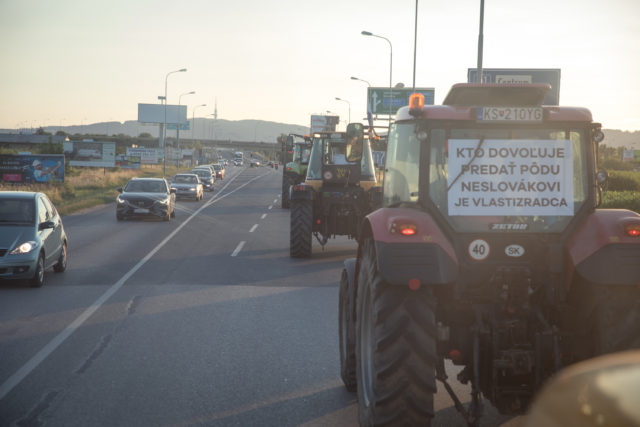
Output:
280,134,313,209
338,83,640,426
289,123,382,258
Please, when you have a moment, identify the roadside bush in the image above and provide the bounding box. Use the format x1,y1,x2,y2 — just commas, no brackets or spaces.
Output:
601,191,640,213
600,158,636,171
607,171,640,192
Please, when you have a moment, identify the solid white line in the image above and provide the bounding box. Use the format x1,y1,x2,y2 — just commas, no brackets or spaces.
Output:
260,214,267,220
249,224,258,233
0,169,265,401
231,241,245,256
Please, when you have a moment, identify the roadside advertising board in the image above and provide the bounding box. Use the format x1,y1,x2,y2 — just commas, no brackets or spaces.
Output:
0,154,65,183
115,155,141,169
467,68,561,105
447,139,574,216
138,103,188,124
311,115,339,133
65,141,116,167
622,149,635,162
367,87,435,115
126,148,162,164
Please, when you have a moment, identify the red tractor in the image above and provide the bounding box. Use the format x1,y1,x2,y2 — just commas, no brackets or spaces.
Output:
339,83,640,426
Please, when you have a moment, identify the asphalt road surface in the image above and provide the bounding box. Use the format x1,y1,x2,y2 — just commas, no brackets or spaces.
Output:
0,165,521,426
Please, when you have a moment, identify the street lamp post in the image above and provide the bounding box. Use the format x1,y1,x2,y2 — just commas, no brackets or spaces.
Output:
361,31,393,116
335,97,351,124
162,68,187,176
350,76,371,87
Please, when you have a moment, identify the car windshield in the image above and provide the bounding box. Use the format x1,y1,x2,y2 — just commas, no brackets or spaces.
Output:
384,122,590,233
213,165,221,170
173,175,197,184
192,170,210,178
0,198,35,224
124,180,167,193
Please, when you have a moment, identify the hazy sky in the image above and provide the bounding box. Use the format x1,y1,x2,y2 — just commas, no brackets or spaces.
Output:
1,0,639,131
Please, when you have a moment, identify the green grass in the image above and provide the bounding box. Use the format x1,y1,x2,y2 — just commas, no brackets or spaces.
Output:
0,165,190,215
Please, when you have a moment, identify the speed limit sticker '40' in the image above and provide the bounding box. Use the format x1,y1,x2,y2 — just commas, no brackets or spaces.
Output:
468,239,490,261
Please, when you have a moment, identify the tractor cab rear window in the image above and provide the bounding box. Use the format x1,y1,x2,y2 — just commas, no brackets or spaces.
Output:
384,123,590,233
307,134,376,181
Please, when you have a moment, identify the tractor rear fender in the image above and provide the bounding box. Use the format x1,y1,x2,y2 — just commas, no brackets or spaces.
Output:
359,207,458,287
290,183,313,202
567,209,640,287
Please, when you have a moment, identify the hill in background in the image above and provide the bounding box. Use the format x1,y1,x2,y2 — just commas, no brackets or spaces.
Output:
1,118,310,143
2,120,639,148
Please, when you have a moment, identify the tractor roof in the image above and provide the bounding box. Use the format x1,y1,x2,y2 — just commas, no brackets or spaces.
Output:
395,83,593,123
443,83,551,106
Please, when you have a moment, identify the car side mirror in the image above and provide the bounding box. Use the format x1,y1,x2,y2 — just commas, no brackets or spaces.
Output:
39,220,55,230
170,188,177,194
117,187,123,193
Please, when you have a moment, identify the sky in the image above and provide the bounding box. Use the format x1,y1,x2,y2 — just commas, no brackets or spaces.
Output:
1,0,639,132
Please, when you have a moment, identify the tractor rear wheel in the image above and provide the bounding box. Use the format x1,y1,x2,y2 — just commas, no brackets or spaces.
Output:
289,199,312,258
355,238,437,426
339,268,356,392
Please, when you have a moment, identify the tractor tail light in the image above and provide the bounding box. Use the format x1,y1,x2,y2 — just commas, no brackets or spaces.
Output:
400,224,417,236
626,224,640,237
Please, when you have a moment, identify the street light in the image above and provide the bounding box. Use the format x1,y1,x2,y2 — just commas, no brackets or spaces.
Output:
192,104,207,141
350,76,371,87
361,30,393,116
176,90,195,161
335,97,351,124
162,67,187,176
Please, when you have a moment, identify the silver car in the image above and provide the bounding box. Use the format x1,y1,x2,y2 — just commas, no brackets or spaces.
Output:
170,174,204,201
0,191,68,288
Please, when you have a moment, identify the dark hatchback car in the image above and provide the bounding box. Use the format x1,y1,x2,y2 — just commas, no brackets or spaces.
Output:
116,177,176,221
190,168,215,191
0,191,68,287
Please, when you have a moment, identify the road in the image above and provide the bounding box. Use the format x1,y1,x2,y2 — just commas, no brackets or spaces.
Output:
0,165,519,426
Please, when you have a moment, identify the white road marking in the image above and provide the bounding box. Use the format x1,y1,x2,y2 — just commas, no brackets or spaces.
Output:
249,224,258,233
231,241,246,256
0,169,265,401
261,214,267,220
273,199,278,204
268,205,273,210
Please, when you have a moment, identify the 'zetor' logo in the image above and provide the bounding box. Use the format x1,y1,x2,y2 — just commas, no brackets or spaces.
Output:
323,171,333,180
490,223,529,231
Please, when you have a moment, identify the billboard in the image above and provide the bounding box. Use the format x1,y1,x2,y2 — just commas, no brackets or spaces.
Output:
64,141,116,167
467,68,561,105
138,103,188,124
0,154,65,183
126,148,162,164
115,155,141,169
310,115,339,133
367,87,435,115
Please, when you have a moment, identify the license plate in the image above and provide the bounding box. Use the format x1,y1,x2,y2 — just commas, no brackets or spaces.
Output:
134,208,149,214
477,107,543,122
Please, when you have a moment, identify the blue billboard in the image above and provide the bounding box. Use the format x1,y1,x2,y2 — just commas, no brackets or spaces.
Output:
0,154,65,184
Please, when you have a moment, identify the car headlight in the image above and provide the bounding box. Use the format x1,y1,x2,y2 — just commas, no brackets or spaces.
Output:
158,197,170,204
189,187,195,191
117,196,125,204
10,241,38,255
